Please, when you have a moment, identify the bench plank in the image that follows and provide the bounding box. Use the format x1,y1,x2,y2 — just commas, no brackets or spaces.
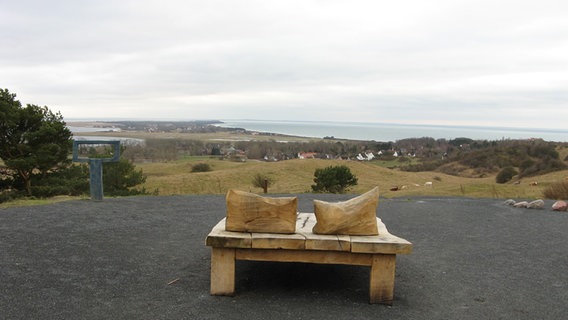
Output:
251,232,306,250
351,235,413,254
350,220,412,254
296,213,351,251
205,218,251,248
236,249,373,266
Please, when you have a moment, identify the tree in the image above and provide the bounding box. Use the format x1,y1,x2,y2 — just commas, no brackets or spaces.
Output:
0,89,73,195
102,159,148,196
311,165,358,193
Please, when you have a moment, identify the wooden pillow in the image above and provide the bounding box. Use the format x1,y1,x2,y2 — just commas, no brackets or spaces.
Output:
225,189,298,233
312,187,379,235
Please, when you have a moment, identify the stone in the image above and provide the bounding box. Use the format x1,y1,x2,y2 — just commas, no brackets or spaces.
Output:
527,199,545,209
552,200,568,211
513,201,529,208
504,199,516,206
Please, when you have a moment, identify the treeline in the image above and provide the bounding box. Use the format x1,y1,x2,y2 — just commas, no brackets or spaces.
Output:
120,138,396,162
120,135,568,180
115,120,223,133
400,138,568,179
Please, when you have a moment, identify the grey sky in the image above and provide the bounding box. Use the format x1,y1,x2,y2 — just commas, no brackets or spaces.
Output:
2,0,567,129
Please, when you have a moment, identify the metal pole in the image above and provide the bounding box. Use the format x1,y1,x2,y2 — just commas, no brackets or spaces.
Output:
89,159,104,201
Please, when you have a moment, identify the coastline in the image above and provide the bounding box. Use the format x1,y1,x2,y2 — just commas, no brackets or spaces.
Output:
217,119,568,142
67,119,568,142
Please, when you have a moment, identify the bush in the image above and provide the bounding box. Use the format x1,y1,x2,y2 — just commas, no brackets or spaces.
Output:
311,165,358,194
519,158,536,172
496,167,518,184
103,159,148,196
191,163,212,172
0,190,23,203
252,173,273,190
519,159,567,178
543,181,568,200
34,165,90,195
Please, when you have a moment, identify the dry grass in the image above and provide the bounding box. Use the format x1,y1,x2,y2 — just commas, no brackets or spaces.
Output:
136,157,568,199
77,128,568,199
542,181,568,200
4,131,565,208
0,195,89,209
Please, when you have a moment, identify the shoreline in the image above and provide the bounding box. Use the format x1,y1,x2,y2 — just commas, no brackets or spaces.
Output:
67,119,568,143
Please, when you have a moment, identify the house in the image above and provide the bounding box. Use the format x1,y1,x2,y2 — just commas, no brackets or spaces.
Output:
356,152,375,161
298,152,318,159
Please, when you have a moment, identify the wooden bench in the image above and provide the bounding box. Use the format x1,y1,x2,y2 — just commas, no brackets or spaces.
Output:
205,212,412,305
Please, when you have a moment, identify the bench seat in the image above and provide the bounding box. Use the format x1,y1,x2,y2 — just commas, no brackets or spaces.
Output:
205,212,412,304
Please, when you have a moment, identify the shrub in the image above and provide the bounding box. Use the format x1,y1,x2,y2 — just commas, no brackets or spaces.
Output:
519,158,536,172
0,190,22,203
519,159,567,178
496,166,518,184
191,163,212,172
311,165,358,194
103,159,148,196
29,165,90,197
543,181,568,200
252,173,274,190
527,143,559,159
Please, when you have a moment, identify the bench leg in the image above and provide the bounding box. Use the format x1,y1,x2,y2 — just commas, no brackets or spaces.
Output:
210,247,236,296
369,254,396,305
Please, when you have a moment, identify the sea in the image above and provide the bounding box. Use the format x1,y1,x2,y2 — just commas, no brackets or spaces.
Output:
68,119,568,142
216,120,568,142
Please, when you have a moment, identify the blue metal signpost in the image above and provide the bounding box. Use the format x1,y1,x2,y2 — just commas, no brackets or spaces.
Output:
72,140,121,201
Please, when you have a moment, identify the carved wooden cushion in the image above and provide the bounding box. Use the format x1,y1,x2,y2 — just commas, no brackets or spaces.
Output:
312,187,379,235
225,189,298,234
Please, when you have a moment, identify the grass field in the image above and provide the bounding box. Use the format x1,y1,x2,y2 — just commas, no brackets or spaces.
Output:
71,130,568,199
136,156,567,200
3,157,561,209
3,129,566,209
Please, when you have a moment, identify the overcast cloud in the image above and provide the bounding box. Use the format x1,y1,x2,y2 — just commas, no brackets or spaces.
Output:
1,0,568,129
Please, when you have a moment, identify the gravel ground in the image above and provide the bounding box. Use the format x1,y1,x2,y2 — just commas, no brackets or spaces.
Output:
1,194,567,320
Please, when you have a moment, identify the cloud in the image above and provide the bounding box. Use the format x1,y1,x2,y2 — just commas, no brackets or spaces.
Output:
1,0,568,129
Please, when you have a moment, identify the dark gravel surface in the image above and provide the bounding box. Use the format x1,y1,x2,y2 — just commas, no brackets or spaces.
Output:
1,194,567,320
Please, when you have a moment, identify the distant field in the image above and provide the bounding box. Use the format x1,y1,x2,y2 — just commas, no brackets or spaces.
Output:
72,129,568,200
74,130,327,143
136,157,565,200
4,125,566,209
